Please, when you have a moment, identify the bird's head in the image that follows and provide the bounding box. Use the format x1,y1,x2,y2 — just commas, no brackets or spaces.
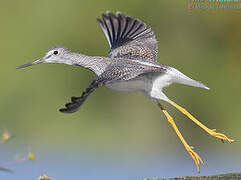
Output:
16,46,71,69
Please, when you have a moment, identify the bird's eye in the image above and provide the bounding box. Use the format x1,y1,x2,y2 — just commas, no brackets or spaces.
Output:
53,50,58,55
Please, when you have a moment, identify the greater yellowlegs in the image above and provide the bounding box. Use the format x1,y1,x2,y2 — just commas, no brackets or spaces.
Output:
17,12,234,172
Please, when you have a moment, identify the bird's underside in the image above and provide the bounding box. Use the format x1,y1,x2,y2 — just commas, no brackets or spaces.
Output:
17,11,234,172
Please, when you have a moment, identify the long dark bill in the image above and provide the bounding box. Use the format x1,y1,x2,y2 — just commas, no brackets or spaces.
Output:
16,59,43,69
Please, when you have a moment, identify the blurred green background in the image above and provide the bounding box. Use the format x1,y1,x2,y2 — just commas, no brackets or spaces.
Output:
0,0,241,179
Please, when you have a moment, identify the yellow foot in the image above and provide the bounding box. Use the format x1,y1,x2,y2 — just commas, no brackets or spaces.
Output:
208,129,234,143
158,103,204,172
185,144,204,173
167,100,234,143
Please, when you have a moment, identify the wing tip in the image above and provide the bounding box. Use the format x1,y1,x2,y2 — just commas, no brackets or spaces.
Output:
59,107,78,113
97,11,158,61
59,108,70,113
97,11,153,49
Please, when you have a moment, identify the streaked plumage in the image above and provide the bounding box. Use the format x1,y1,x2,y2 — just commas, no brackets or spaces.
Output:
17,12,234,172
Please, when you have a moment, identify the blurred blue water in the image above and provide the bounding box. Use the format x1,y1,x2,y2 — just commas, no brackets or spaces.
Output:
1,147,240,180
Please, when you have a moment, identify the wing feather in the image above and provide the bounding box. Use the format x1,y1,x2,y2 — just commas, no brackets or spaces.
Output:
97,12,158,62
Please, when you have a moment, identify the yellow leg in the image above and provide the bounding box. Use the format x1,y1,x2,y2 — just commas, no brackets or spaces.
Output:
167,99,234,143
158,103,204,172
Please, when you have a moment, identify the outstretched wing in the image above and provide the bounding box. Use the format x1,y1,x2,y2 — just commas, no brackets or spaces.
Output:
59,79,104,113
97,12,158,62
60,60,166,113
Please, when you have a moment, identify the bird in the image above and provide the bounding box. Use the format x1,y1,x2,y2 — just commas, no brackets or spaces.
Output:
16,11,234,172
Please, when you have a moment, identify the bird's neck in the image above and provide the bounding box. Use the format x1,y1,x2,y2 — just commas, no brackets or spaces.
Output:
63,52,111,76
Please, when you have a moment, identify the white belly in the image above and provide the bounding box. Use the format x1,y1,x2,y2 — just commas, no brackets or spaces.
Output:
105,74,155,92
106,78,149,92
105,73,173,102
